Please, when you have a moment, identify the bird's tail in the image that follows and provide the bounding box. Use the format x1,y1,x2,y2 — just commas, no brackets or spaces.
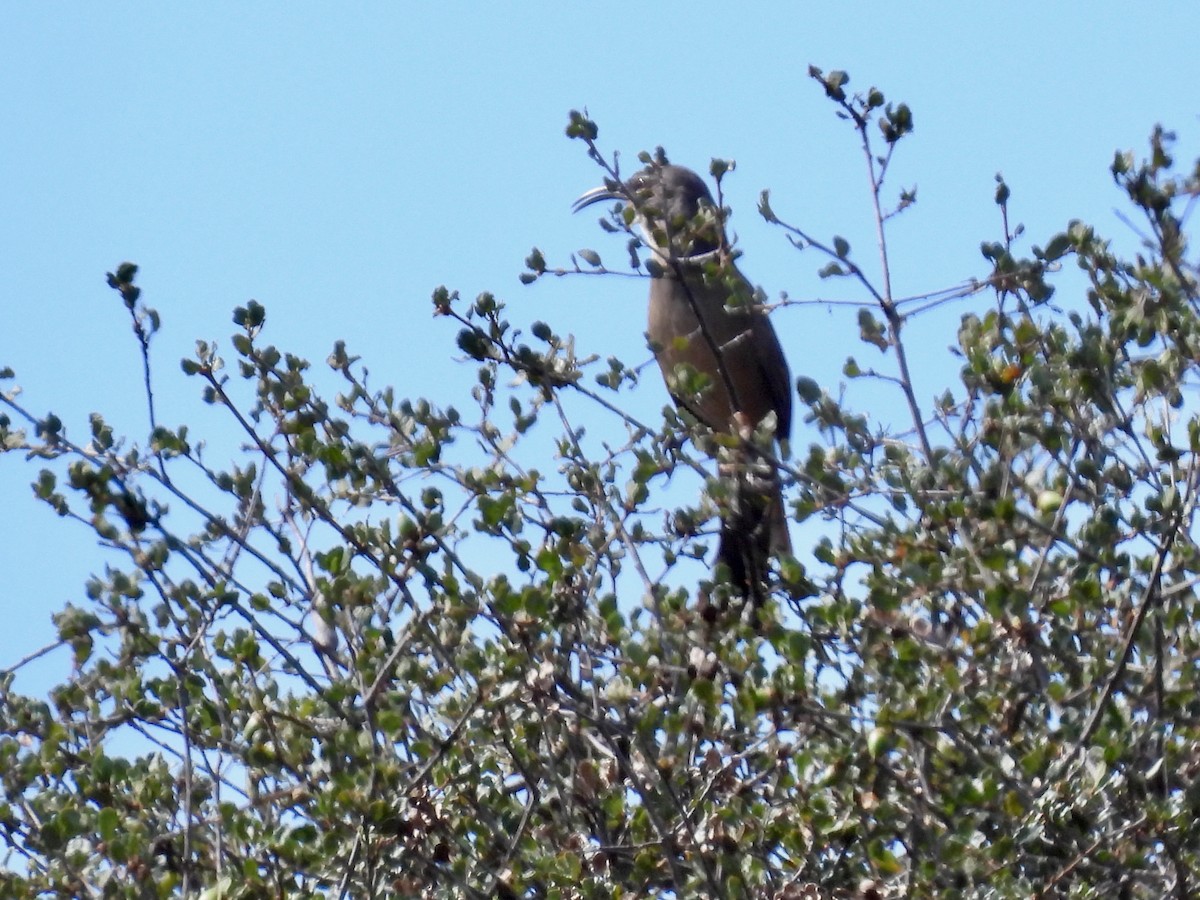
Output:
715,457,790,610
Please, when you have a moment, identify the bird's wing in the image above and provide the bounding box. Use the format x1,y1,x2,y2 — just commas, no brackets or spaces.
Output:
750,314,793,443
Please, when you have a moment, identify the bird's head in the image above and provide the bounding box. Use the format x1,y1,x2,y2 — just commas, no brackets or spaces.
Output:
573,163,724,262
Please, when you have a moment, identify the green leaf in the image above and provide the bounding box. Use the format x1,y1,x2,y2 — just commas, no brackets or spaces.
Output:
565,109,598,140
795,376,821,404
1038,232,1072,262
857,308,888,351
994,174,1010,206
97,807,119,841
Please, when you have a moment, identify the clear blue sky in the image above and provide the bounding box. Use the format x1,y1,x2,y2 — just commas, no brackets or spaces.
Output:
3,4,1199,687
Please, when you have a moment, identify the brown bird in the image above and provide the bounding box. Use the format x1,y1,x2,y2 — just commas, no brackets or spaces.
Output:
573,163,792,602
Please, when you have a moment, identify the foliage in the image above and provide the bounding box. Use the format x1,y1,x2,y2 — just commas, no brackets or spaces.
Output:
2,68,1200,898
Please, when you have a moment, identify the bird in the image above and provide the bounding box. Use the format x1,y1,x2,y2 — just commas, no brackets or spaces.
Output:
573,162,793,605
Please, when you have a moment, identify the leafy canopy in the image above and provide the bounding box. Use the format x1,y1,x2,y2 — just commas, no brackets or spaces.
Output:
2,68,1200,898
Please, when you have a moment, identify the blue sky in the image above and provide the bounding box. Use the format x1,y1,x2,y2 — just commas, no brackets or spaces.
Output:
3,4,1199,687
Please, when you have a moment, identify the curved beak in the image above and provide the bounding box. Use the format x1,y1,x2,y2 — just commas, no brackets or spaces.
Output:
571,183,621,213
